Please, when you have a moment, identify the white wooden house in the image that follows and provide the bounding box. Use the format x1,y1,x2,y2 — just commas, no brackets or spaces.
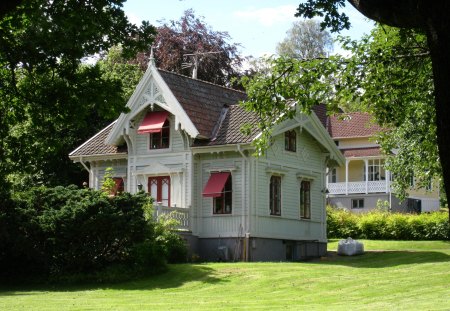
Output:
326,112,440,213
69,59,344,261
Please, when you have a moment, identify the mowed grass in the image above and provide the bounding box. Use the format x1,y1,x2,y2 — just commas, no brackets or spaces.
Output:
1,240,449,310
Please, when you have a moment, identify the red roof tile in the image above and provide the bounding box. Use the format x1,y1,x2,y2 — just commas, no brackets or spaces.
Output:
328,112,383,138
341,147,382,157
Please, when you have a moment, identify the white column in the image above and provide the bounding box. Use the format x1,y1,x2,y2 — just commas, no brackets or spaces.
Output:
364,159,369,194
345,159,349,195
386,170,390,193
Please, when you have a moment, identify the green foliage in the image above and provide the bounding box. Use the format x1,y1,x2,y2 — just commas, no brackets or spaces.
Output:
241,25,441,200
154,213,188,264
327,206,449,240
0,0,155,192
101,167,116,194
0,186,178,280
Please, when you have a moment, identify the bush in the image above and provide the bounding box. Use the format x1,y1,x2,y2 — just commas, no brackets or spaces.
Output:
327,206,449,240
0,185,186,281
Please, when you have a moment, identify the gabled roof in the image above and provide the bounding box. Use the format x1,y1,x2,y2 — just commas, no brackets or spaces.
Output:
69,122,127,158
328,112,383,139
194,105,260,146
69,63,342,163
158,70,247,139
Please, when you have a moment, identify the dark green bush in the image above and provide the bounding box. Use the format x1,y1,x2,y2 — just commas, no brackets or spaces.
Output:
327,206,449,240
0,185,186,281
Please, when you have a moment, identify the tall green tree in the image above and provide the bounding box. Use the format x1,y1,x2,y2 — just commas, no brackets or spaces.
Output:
0,0,156,193
295,0,450,221
276,20,333,59
241,25,438,204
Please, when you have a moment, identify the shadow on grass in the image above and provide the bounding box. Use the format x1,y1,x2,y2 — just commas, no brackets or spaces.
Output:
0,263,224,295
311,250,450,268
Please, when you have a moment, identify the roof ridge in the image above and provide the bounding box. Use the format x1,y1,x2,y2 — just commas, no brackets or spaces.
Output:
157,68,246,97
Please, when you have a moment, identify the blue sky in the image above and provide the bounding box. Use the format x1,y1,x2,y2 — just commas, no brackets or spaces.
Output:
123,0,375,57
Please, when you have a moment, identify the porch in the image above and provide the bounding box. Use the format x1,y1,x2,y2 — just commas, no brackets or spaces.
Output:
327,180,391,195
327,157,391,195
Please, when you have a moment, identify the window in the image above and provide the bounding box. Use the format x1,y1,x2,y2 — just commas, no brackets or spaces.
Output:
284,130,296,152
148,176,170,206
300,180,311,219
150,119,170,149
329,168,337,183
352,199,364,209
270,176,281,216
213,175,232,214
367,159,385,181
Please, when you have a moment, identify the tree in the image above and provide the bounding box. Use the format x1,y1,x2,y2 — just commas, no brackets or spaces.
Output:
295,1,450,221
0,0,156,194
240,26,439,205
276,19,333,59
132,9,243,86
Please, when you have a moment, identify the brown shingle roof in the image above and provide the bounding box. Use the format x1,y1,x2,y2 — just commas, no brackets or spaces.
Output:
69,122,127,157
158,70,247,139
194,105,261,146
328,112,383,138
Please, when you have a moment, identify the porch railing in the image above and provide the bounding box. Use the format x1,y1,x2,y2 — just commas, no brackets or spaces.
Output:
328,181,390,195
153,205,190,231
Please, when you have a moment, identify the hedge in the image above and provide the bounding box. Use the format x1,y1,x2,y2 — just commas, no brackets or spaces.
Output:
327,206,449,240
0,185,187,281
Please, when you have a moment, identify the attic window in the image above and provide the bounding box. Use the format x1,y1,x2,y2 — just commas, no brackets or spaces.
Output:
137,111,169,134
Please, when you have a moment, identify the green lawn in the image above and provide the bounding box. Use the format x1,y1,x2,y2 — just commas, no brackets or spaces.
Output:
1,240,449,310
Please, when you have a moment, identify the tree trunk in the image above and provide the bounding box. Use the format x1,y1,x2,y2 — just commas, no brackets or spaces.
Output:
424,10,450,224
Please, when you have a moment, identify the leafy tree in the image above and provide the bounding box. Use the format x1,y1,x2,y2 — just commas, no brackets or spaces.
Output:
98,45,144,103
132,9,243,86
0,0,155,193
276,20,333,59
241,25,439,204
294,1,450,222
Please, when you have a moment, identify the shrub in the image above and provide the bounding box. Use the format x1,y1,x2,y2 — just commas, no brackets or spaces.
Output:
327,206,449,240
0,186,177,280
326,206,360,238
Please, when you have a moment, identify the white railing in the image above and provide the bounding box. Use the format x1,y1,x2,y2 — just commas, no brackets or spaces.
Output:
153,205,190,231
328,181,390,195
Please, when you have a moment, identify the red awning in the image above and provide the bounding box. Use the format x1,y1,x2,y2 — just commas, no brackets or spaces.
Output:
137,111,169,134
202,172,230,197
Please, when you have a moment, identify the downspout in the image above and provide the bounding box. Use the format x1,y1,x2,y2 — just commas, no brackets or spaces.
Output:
237,144,249,261
123,134,134,193
79,157,92,188
79,156,90,173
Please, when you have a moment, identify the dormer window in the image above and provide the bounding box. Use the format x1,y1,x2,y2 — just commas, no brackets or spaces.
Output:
137,111,170,149
150,119,170,149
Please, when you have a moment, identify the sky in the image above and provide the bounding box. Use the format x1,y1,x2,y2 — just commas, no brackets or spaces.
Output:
123,0,376,57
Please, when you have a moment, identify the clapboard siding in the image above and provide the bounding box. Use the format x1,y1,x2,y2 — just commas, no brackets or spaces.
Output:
196,152,248,237
252,127,326,240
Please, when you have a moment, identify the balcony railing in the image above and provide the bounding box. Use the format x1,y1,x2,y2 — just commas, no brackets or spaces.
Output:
328,181,390,195
153,205,190,231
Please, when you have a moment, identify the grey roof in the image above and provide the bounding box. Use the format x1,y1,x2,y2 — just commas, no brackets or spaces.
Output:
158,70,247,139
69,122,127,157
